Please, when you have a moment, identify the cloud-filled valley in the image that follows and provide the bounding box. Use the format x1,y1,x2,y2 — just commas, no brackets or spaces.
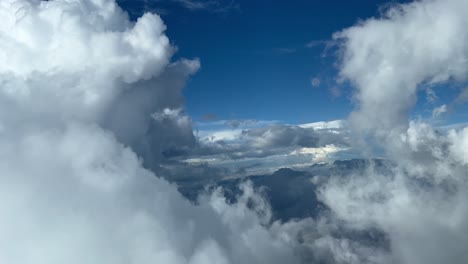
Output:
2,0,468,263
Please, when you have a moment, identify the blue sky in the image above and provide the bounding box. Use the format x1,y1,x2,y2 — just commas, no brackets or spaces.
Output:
117,0,468,126
118,0,418,124
119,0,468,126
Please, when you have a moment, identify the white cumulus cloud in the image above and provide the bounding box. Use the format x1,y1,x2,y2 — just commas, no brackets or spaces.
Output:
322,0,468,263
0,1,315,263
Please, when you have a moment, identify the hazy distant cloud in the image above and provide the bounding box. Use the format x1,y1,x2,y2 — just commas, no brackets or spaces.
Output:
224,119,257,129
426,87,438,103
306,39,338,59
311,77,321,87
171,0,239,13
200,113,218,121
245,125,321,149
269,39,334,56
305,39,332,48
271,47,297,55
432,104,448,118
187,120,350,175
455,87,468,105
329,86,342,98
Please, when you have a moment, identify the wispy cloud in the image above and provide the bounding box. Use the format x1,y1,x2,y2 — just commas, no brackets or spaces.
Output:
271,47,297,55
305,39,337,58
310,77,321,87
305,39,333,48
329,86,342,98
171,0,240,13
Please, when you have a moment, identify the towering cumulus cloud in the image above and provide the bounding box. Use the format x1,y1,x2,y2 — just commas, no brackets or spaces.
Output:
0,1,304,263
320,0,468,263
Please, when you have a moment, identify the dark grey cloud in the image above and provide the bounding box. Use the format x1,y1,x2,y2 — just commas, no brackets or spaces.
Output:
199,123,347,159
103,59,200,166
177,121,352,177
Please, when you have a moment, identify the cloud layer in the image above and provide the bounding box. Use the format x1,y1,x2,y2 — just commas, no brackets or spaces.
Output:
187,119,350,176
